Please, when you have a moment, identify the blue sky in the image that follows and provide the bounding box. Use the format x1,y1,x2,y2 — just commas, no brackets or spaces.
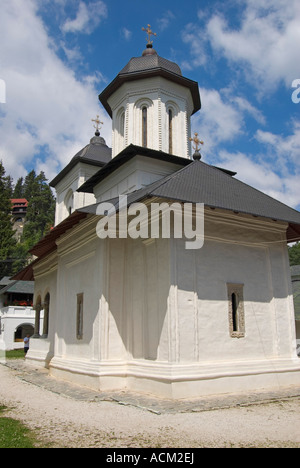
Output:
0,0,299,209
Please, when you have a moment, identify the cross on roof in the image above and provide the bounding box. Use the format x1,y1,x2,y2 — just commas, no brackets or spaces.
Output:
189,133,204,152
91,115,103,135
142,24,157,45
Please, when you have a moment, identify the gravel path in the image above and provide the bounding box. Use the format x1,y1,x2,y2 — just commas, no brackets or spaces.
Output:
0,363,299,448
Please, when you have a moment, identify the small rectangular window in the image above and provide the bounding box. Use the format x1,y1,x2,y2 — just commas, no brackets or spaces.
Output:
168,109,173,154
142,107,147,147
227,284,245,338
76,293,84,340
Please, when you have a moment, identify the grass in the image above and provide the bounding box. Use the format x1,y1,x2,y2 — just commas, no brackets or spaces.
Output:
3,349,25,360
0,349,41,448
0,405,36,448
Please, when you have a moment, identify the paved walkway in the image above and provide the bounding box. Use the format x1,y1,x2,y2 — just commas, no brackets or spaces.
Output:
3,359,300,415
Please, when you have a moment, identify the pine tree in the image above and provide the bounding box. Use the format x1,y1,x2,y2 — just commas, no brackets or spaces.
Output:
0,161,16,278
23,170,36,201
21,171,55,250
13,177,24,198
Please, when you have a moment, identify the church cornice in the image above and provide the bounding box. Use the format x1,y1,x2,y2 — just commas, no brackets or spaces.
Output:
99,67,201,118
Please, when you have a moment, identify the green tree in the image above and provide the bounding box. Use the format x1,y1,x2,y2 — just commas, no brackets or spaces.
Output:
21,171,55,250
0,161,16,278
288,242,300,266
23,170,36,201
12,177,24,198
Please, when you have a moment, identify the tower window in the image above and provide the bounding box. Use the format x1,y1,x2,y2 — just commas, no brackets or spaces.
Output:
168,109,173,154
142,106,147,147
120,111,125,138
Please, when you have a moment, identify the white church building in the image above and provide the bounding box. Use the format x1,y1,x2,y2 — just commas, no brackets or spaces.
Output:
14,34,300,399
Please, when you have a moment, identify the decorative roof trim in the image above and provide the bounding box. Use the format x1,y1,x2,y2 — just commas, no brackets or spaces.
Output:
99,67,201,118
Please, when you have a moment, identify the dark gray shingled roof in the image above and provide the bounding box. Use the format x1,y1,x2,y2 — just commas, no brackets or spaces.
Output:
50,135,112,188
119,53,183,76
0,280,34,295
13,152,300,281
77,144,192,193
99,50,201,118
79,156,300,242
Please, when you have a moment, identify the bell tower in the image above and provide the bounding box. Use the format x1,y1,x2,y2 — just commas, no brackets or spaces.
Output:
99,26,201,159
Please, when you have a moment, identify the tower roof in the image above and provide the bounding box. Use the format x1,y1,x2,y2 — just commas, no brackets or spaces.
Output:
119,51,183,76
50,133,112,188
99,47,201,118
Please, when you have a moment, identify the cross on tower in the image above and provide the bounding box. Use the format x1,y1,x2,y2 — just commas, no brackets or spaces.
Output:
91,115,103,135
189,133,204,160
142,24,157,45
189,133,204,152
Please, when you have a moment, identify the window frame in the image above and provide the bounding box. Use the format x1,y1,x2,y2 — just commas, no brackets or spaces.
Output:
168,108,173,154
76,293,84,340
227,283,245,338
142,106,147,147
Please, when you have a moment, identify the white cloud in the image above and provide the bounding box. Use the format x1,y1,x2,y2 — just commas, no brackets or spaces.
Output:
121,28,132,41
206,0,300,89
192,87,265,154
191,86,300,209
157,11,175,31
181,23,207,70
232,96,266,126
255,120,300,173
61,0,108,35
215,118,300,209
218,149,300,209
198,88,242,143
0,0,111,182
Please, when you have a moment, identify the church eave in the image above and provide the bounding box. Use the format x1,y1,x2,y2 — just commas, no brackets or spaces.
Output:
78,158,300,242
77,144,192,194
50,157,106,188
33,212,88,257
99,68,201,118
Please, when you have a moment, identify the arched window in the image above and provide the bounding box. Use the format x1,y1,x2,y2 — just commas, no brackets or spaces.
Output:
120,111,125,139
64,190,74,217
42,293,50,338
142,106,147,147
168,109,173,154
33,296,42,338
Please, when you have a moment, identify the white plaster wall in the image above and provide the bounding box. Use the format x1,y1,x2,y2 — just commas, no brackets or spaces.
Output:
26,253,58,365
102,237,171,363
40,212,297,368
172,212,296,365
93,156,182,202
98,214,297,367
0,307,35,351
54,163,98,226
109,77,193,158
28,209,299,396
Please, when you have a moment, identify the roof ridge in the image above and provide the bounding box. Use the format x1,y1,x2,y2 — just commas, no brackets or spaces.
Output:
143,159,197,195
